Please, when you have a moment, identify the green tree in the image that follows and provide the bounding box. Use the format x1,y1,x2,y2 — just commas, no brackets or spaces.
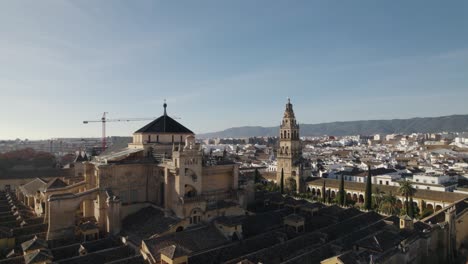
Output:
421,200,427,211
265,182,280,192
421,208,434,218
254,168,261,183
255,183,265,191
408,197,415,218
364,165,372,210
399,180,416,216
338,175,345,206
372,186,385,209
322,181,326,201
280,168,284,194
379,192,399,215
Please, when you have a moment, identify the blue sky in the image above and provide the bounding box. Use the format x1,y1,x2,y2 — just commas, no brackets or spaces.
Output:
1,1,468,139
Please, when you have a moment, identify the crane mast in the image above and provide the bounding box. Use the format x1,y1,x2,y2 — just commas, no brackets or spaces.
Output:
102,112,107,152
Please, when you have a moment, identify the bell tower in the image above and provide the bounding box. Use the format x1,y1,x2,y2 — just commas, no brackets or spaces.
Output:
276,98,302,192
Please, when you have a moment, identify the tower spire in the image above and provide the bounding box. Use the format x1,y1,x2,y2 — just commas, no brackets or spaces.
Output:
163,99,167,132
284,98,295,119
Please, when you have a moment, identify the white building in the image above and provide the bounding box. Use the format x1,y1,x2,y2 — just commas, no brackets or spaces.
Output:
267,161,277,172
409,174,458,192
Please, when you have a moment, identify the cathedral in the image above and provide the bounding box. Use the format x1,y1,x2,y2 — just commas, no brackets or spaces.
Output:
276,99,311,192
43,103,249,241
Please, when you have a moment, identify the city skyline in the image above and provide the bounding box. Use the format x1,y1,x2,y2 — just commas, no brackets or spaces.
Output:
1,0,468,139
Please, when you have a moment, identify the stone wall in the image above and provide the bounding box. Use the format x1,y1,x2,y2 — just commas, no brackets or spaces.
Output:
202,165,237,192
456,207,468,252
97,164,162,205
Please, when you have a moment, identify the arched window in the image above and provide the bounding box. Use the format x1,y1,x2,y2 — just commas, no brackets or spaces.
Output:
190,208,202,224
185,184,197,198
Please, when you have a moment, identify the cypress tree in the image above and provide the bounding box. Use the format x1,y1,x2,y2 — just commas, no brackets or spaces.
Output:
365,165,372,210
280,168,284,194
254,168,260,183
339,174,345,206
322,181,326,201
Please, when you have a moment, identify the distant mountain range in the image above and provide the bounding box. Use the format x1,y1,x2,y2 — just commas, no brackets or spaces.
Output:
198,114,468,139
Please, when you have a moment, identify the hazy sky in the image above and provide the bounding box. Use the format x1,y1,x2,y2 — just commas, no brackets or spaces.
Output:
1,1,468,139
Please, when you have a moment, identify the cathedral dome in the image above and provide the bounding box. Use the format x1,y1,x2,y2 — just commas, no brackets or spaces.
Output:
134,103,194,134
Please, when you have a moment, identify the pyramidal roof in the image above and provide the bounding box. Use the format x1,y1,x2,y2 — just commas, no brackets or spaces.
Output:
21,236,48,252
23,249,52,264
134,102,194,134
45,178,68,191
19,178,48,197
74,152,88,162
159,244,189,259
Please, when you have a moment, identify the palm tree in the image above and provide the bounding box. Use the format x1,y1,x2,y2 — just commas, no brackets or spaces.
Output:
372,186,385,209
408,196,415,218
399,180,416,215
379,192,399,215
